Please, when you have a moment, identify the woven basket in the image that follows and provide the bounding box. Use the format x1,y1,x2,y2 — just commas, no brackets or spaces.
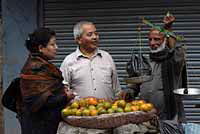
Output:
63,109,157,129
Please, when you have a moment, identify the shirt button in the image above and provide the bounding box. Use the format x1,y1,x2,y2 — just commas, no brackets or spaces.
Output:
93,78,95,80
94,88,96,90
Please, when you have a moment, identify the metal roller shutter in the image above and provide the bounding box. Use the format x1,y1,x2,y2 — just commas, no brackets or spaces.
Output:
0,1,1,17
43,0,200,123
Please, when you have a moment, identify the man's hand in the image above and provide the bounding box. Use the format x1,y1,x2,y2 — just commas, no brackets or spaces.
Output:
163,13,176,48
163,15,175,30
119,91,127,100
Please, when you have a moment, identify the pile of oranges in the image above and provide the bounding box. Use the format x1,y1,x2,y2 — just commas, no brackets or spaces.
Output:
61,97,154,117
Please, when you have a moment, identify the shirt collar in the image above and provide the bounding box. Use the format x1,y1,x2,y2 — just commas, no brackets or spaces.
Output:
75,47,102,60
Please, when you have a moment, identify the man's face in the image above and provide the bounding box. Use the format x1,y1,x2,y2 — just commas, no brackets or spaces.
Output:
148,29,165,52
77,24,99,52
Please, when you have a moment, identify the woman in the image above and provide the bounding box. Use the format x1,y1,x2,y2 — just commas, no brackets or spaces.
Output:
18,28,75,134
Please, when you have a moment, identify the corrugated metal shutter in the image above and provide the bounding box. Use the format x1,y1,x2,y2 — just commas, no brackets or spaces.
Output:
43,0,200,123
0,0,1,17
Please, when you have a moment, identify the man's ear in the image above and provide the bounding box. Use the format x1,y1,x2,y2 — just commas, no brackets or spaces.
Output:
76,37,82,45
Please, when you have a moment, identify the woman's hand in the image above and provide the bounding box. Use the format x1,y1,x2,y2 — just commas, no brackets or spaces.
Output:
64,88,75,101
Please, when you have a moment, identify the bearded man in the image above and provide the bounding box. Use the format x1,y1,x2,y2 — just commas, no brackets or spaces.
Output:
134,15,187,121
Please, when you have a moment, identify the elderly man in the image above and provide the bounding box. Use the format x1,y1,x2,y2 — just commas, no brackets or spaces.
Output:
60,21,123,100
57,21,125,134
131,15,187,121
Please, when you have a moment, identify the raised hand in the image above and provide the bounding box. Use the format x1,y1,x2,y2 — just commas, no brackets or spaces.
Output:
163,13,175,30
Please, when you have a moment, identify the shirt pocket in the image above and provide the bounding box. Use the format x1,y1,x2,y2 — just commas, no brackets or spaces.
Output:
98,65,112,84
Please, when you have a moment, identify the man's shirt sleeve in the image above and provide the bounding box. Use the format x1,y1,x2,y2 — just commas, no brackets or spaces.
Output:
60,59,71,87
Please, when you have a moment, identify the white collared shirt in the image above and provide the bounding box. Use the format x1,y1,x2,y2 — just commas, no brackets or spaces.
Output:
60,48,121,99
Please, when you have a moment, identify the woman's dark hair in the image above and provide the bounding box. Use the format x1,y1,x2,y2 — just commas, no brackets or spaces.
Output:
25,28,56,53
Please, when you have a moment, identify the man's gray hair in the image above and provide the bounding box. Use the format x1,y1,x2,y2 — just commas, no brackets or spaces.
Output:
73,21,94,40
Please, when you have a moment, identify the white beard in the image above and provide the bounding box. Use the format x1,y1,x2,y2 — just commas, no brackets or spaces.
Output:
150,38,166,53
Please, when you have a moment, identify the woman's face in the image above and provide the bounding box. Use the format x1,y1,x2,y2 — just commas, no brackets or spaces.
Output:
39,36,57,60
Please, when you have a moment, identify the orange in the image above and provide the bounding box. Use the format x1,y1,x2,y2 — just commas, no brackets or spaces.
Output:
131,100,139,106
97,107,104,112
71,108,78,115
111,105,118,111
103,101,112,109
82,109,90,116
76,109,82,116
96,103,104,109
124,106,132,112
98,99,105,103
116,107,124,113
90,109,98,116
88,105,96,110
71,101,79,109
140,103,152,112
79,99,87,107
61,108,71,116
88,98,98,105
98,108,107,115
137,100,145,106
117,100,126,108
125,103,132,107
79,107,85,111
113,101,118,106
145,103,154,111
107,108,115,114
131,105,139,111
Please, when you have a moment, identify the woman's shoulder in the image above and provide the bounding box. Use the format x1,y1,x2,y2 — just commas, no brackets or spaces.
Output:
21,56,48,74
